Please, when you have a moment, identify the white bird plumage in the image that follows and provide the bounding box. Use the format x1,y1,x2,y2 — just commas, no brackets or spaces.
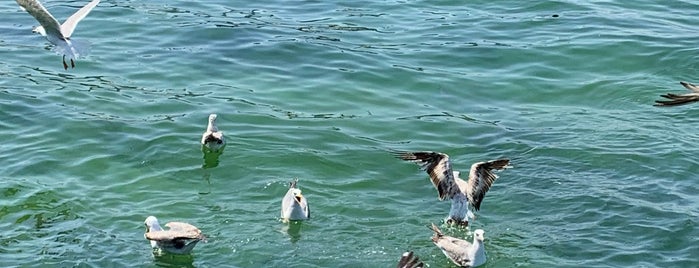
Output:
144,216,205,255
201,114,225,150
430,223,487,267
16,0,100,69
397,151,510,226
281,179,310,222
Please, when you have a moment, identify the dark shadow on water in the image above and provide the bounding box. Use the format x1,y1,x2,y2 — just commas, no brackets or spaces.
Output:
152,251,196,268
281,221,305,243
201,145,225,169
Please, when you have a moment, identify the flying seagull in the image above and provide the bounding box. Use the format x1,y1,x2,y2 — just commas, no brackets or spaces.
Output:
201,113,225,150
397,251,424,268
396,151,509,226
654,81,699,106
430,223,486,267
281,179,310,222
15,0,100,69
144,216,206,254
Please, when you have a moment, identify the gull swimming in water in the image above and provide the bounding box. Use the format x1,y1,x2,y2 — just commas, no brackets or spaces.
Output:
397,251,424,268
15,0,100,69
144,216,205,254
430,223,486,267
201,114,225,151
654,81,699,106
281,179,310,222
397,151,510,226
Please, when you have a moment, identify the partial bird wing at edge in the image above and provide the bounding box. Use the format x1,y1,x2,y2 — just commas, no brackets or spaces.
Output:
16,0,64,39
61,0,100,37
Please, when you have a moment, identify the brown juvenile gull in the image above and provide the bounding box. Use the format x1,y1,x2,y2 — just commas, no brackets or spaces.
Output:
430,223,486,267
201,113,225,150
654,81,699,106
281,179,310,222
15,0,100,69
144,216,205,254
397,251,424,268
396,151,510,226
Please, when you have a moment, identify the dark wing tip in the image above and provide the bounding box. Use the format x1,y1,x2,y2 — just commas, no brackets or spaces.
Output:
397,251,424,268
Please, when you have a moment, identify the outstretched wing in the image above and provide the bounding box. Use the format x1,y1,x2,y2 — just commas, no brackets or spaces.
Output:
16,0,64,39
681,81,699,92
396,151,459,200
466,159,510,211
654,81,699,106
61,0,100,38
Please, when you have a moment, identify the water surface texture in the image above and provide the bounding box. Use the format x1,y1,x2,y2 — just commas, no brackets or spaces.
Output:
1,0,698,267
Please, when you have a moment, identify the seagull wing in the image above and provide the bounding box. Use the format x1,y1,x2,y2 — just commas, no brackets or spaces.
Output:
16,0,64,39
654,93,699,106
466,159,510,211
681,81,699,93
164,221,203,239
61,0,100,38
397,251,424,268
653,81,699,106
397,151,459,200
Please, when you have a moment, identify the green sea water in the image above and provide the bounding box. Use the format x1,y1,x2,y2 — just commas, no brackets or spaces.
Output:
1,0,698,267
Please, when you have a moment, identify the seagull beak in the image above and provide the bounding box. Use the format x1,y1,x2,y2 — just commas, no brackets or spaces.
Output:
294,193,304,203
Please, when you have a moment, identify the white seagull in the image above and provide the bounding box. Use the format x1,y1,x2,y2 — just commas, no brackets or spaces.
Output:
144,216,205,254
201,114,225,150
430,223,486,267
15,0,100,69
281,179,310,222
397,151,510,226
654,81,699,106
397,251,424,268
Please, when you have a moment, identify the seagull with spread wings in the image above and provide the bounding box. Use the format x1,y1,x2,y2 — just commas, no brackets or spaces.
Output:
654,81,699,106
15,0,100,69
396,151,509,226
144,216,206,255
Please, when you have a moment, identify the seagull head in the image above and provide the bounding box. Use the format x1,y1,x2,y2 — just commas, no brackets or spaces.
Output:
32,25,47,36
207,114,218,131
144,216,162,233
473,229,485,242
292,189,304,203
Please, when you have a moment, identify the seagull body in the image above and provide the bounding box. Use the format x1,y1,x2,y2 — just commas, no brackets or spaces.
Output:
397,151,509,226
16,0,100,69
397,251,424,268
281,179,310,222
654,81,699,106
144,216,205,254
430,223,486,267
201,114,225,150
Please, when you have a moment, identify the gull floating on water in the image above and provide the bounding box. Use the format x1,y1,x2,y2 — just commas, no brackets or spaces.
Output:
430,223,486,267
281,179,310,222
201,114,225,150
397,151,510,226
654,81,699,106
144,216,205,254
15,0,100,69
397,251,424,268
